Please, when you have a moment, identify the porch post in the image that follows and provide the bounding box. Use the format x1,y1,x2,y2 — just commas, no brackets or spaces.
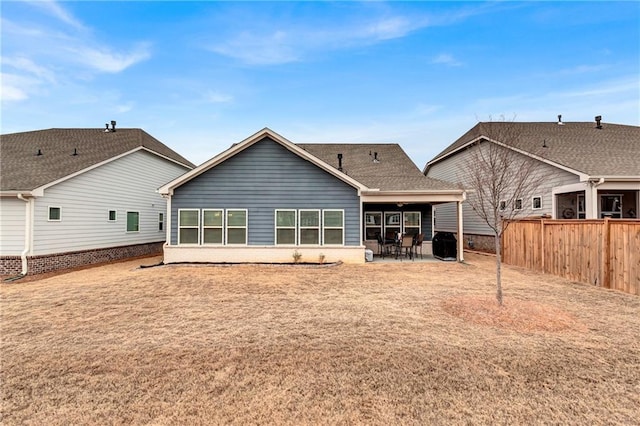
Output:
586,184,599,219
457,200,464,262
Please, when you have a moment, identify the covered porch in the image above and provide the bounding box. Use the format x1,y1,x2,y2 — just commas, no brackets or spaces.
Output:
553,180,639,219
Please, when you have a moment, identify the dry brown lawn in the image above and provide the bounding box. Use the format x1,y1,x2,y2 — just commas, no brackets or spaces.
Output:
1,253,639,425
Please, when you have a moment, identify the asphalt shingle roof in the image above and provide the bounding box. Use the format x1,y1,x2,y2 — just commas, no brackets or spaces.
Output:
427,121,640,177
0,128,195,192
298,143,460,191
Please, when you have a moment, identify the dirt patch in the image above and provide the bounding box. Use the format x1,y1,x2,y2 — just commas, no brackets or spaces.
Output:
441,295,587,333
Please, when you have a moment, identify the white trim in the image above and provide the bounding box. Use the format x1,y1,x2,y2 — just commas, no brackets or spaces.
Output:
364,211,382,241
202,209,224,245
226,209,248,245
403,211,421,236
178,209,200,245
531,196,542,210
322,209,345,246
299,209,321,245
158,128,366,196
126,211,140,233
275,209,297,245
48,206,62,221
31,147,191,197
424,136,590,181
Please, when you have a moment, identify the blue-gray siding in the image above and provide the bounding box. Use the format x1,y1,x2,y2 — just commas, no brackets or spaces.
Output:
170,138,361,245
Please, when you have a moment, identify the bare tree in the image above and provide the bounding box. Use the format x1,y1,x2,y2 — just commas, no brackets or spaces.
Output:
461,118,545,306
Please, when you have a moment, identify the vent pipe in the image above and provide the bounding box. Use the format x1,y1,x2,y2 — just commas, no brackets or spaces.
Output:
557,114,564,125
373,152,379,163
111,120,117,132
337,153,343,172
595,115,602,129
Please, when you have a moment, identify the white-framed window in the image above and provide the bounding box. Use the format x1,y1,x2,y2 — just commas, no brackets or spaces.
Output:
384,212,401,239
364,212,382,241
499,200,507,211
403,212,421,236
108,210,117,222
600,194,623,219
226,209,247,245
323,210,344,245
202,209,224,244
275,209,297,245
126,211,139,232
299,210,320,245
48,206,61,221
532,196,542,210
514,198,523,211
158,213,164,231
178,209,199,244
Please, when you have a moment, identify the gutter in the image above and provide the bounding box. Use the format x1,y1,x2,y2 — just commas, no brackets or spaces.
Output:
16,193,31,276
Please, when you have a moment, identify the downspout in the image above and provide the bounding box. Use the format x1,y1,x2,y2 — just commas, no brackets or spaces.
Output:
16,193,31,275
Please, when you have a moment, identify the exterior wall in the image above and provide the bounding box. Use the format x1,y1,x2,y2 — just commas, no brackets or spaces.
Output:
31,150,189,255
0,197,26,256
427,142,579,236
1,242,163,276
164,245,365,264
169,137,361,247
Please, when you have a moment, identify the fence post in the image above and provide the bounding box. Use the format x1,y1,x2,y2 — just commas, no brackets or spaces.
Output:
602,217,610,288
540,218,545,273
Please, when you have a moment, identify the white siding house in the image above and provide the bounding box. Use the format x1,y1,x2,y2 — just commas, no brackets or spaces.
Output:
424,119,640,252
0,126,194,276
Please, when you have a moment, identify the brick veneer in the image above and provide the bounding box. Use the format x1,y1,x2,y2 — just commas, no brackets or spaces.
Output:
0,242,163,277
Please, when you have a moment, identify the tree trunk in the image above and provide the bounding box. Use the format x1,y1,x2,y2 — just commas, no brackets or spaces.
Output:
495,233,503,306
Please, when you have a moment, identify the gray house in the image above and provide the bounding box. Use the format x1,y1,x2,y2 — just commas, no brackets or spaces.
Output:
159,128,466,263
424,117,640,251
0,125,194,275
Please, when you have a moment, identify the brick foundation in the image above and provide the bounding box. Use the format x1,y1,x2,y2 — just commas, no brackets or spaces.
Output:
1,242,163,277
461,234,496,253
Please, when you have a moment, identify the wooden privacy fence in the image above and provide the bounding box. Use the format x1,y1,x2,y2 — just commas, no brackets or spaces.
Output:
502,218,640,295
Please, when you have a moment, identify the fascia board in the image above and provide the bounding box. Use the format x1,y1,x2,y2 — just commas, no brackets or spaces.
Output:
158,128,368,195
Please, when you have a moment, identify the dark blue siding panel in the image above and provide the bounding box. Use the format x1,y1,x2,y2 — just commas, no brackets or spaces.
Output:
171,138,361,245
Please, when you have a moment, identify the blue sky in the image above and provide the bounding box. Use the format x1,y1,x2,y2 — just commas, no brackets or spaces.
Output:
2,1,639,168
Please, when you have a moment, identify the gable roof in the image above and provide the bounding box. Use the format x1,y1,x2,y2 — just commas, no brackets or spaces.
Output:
299,143,460,191
425,121,640,178
1,128,195,193
158,128,367,195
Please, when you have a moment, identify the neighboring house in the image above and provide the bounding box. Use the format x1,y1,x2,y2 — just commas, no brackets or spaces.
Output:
0,124,195,276
424,117,640,251
158,128,466,264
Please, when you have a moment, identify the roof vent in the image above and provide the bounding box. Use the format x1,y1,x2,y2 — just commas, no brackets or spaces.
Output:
71,148,78,156
337,153,343,172
36,148,43,156
595,115,602,129
105,120,117,132
557,114,564,125
104,124,110,132
373,152,379,163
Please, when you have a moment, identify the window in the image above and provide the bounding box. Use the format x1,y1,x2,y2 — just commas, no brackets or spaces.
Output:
323,210,344,245
108,210,117,221
48,207,61,221
403,212,421,236
275,210,297,245
514,199,523,211
203,209,223,244
126,211,139,232
600,194,623,219
364,212,382,240
499,200,507,211
384,212,401,238
532,196,542,210
178,209,199,244
158,213,164,231
226,209,247,245
299,210,320,245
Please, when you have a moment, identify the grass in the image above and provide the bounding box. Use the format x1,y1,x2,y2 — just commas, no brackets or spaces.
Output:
1,253,639,425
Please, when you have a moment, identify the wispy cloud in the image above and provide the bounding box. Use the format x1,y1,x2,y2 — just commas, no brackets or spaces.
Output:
431,53,463,67
206,11,432,65
65,43,152,73
204,91,233,104
26,0,86,31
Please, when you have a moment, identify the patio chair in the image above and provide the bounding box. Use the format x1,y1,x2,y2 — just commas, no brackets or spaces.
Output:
376,233,394,258
413,233,424,259
397,235,414,261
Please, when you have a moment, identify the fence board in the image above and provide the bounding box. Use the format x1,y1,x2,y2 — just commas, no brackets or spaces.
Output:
502,219,639,296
